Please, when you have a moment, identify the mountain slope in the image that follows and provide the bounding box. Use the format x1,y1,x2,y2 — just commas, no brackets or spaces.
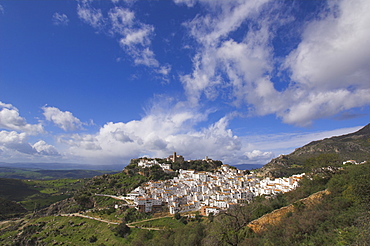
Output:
260,123,370,177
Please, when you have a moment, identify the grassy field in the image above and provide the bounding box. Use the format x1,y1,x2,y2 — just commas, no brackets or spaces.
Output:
130,216,185,230
0,215,134,245
0,215,182,245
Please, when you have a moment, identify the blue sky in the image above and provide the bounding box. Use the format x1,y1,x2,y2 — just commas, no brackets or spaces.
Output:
1,0,369,167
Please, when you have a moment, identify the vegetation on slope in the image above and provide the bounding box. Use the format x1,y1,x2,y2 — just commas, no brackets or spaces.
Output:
0,178,85,218
1,150,368,245
0,198,28,220
261,123,370,177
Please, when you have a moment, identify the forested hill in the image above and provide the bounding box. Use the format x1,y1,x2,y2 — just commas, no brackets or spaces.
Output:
260,123,370,177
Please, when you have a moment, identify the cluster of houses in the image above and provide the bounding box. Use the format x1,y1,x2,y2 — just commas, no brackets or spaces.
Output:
137,152,186,171
124,161,305,216
137,158,171,170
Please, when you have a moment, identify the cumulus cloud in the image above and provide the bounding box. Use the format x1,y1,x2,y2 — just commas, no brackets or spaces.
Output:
56,99,247,164
179,0,370,126
0,131,35,155
52,12,69,26
0,102,44,134
244,150,274,162
0,131,60,162
180,0,274,106
33,140,60,156
42,106,84,131
281,0,370,126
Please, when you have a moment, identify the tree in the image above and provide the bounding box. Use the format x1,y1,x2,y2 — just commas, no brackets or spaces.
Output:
174,212,181,220
203,205,252,246
113,222,131,238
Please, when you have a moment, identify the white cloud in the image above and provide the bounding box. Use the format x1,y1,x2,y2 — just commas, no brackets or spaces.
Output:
0,131,61,162
108,6,135,34
180,0,370,127
33,140,60,156
285,0,370,90
173,0,196,7
180,0,274,106
77,3,161,69
77,1,105,29
0,131,35,155
184,0,270,46
280,0,370,126
52,12,69,26
244,150,274,162
56,99,247,164
157,65,172,76
42,106,84,131
110,8,157,67
0,4,4,14
0,102,44,134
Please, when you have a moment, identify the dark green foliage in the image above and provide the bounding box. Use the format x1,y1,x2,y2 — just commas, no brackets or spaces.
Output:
0,178,39,201
174,212,181,220
130,230,154,246
74,191,94,210
112,222,131,238
0,178,83,214
304,153,341,170
121,208,150,223
172,223,204,246
89,235,98,242
143,165,176,181
0,197,27,220
79,172,147,197
171,159,223,172
202,205,252,246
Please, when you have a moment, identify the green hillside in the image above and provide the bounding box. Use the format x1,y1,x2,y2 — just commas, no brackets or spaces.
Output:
1,162,368,245
0,178,85,215
1,150,368,245
260,123,370,177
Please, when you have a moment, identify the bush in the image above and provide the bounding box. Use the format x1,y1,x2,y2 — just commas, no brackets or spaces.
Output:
113,222,131,238
89,235,98,243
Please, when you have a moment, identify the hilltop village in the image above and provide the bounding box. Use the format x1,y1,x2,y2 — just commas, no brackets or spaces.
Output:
120,153,305,216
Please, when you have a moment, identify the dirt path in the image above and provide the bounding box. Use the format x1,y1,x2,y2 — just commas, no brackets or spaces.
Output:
127,216,172,226
127,225,163,230
60,213,119,225
58,213,173,231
